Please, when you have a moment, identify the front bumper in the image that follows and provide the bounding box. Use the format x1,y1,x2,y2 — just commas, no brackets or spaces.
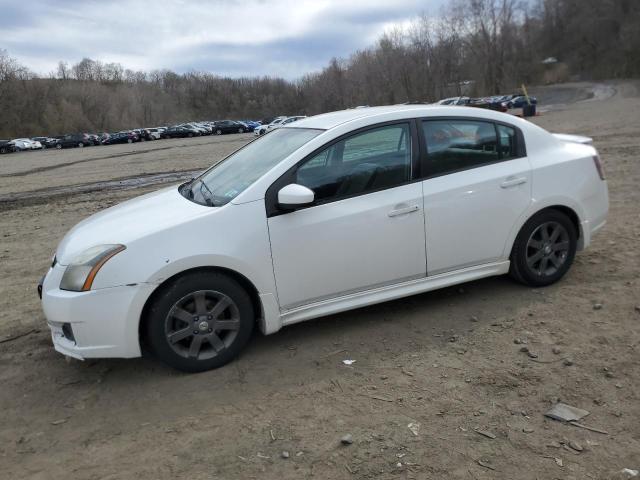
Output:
40,264,155,359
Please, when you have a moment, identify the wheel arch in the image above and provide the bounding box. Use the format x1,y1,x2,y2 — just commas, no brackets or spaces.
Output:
138,266,267,348
506,203,584,259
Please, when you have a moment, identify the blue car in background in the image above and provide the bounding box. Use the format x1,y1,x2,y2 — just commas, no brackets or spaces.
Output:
238,120,261,132
504,95,537,109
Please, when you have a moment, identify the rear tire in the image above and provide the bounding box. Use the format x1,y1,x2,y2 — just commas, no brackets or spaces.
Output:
216,129,222,135
56,143,62,149
509,209,577,287
145,272,255,372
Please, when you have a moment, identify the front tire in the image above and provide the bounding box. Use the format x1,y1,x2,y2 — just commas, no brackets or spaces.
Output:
78,142,84,148
145,272,255,372
216,129,222,135
509,209,577,287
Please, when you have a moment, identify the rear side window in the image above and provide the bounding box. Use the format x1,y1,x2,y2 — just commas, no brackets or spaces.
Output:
497,124,518,160
422,120,499,176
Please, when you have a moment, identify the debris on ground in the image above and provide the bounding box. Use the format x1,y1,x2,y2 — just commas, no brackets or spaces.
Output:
407,422,420,436
475,429,496,439
340,434,353,445
281,451,290,459
568,441,583,452
545,403,609,435
342,359,356,366
545,403,590,422
477,458,496,470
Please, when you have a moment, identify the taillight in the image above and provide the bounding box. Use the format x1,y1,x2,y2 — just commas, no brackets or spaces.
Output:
593,155,605,180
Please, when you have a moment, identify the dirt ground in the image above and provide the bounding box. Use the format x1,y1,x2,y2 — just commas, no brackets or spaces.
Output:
0,81,638,480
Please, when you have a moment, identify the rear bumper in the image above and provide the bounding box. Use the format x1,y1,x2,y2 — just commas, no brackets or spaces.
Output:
580,180,609,249
40,264,154,359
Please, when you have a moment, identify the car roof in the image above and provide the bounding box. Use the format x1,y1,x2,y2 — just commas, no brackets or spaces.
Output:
284,105,519,131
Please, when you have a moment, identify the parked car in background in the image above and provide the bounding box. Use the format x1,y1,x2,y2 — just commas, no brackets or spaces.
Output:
12,138,42,150
240,120,260,132
31,137,59,148
0,140,17,154
504,95,537,109
38,105,608,372
145,128,162,140
435,96,471,106
181,123,209,135
469,97,508,112
165,126,199,138
279,116,306,127
254,116,287,135
133,129,156,141
102,131,137,145
212,120,247,135
55,133,92,149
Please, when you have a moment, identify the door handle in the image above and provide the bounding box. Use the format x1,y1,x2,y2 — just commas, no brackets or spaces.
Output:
500,177,527,188
388,205,419,217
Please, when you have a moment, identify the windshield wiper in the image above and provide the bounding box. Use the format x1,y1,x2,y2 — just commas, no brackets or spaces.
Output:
198,179,215,206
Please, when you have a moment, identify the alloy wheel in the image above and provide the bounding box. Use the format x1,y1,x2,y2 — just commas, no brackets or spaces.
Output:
525,221,570,277
164,290,241,360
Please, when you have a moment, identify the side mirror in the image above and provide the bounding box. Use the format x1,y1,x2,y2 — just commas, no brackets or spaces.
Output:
277,184,314,210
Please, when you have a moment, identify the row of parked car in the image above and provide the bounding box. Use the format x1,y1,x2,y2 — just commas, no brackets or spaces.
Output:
435,94,538,112
0,116,307,155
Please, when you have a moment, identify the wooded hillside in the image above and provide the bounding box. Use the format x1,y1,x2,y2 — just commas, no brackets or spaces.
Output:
1,0,638,137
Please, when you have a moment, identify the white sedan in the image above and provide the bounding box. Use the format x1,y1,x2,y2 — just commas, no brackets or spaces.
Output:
254,116,287,135
40,106,608,372
12,138,42,150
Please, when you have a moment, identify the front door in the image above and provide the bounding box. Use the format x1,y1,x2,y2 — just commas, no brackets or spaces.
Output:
267,122,427,310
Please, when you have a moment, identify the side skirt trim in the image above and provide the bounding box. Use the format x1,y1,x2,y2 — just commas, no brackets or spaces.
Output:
280,261,510,326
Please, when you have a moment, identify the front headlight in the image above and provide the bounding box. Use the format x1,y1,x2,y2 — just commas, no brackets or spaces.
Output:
60,244,126,292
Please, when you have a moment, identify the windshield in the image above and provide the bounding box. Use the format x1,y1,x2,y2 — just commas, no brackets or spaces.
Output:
183,127,322,206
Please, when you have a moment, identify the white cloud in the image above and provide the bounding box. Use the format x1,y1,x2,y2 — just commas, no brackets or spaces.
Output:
0,0,445,78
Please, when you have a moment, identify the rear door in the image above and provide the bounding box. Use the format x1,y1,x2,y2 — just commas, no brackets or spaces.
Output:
420,118,532,274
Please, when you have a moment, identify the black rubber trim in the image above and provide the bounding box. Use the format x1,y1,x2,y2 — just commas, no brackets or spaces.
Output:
265,119,420,218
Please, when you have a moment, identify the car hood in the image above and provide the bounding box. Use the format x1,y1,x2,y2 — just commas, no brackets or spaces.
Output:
56,186,213,265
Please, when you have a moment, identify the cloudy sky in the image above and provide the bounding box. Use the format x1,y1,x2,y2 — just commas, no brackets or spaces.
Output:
0,0,445,79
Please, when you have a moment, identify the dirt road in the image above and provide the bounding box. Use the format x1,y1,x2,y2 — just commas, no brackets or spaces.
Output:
1,82,638,479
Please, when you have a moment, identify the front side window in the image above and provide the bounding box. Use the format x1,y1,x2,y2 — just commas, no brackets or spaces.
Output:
422,120,500,176
185,128,322,206
295,123,411,203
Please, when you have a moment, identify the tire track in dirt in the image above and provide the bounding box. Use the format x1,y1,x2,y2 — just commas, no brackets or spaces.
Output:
0,169,200,211
0,147,178,178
